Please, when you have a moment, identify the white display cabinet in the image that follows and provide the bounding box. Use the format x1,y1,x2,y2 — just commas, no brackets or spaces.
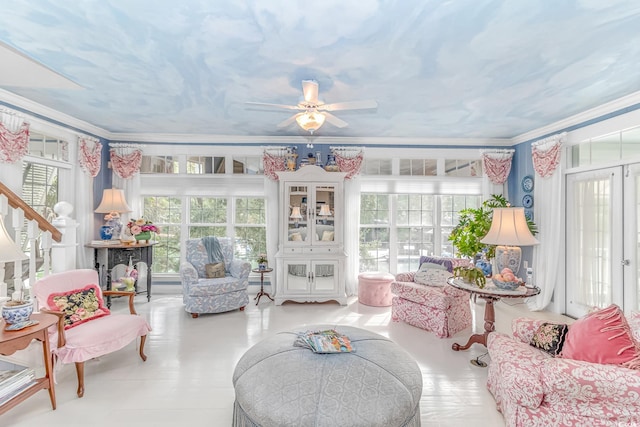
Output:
275,166,347,305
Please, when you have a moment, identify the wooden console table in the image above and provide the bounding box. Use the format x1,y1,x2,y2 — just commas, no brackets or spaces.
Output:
86,241,156,306
0,313,58,415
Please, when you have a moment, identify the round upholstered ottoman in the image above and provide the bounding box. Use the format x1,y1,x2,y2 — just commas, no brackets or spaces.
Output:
232,325,422,427
358,272,395,306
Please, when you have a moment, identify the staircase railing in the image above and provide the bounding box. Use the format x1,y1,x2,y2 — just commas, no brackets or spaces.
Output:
0,181,62,301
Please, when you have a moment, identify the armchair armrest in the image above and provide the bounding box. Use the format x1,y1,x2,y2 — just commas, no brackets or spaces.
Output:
229,259,251,280
103,290,137,314
179,262,198,287
541,358,640,418
512,317,548,343
40,309,66,348
394,272,415,283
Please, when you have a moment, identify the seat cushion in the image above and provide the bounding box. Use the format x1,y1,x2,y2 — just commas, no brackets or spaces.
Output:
391,281,452,310
51,313,151,364
189,277,247,297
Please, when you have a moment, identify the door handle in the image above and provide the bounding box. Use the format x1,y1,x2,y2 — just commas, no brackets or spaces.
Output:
622,259,631,266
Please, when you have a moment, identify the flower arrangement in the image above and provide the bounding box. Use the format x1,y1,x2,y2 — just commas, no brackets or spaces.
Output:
127,217,160,236
257,253,268,264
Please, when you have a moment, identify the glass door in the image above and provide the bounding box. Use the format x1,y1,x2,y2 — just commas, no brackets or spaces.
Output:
311,261,338,294
313,185,336,245
286,184,308,243
624,163,640,311
283,261,309,293
566,166,623,318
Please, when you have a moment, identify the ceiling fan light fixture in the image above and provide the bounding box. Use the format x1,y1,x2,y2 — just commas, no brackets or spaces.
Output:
296,111,325,134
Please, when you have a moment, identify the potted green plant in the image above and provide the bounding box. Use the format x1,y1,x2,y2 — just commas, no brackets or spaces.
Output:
257,253,268,271
449,194,537,260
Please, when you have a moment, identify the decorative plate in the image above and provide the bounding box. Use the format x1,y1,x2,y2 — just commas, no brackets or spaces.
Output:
525,209,534,221
522,194,534,208
521,175,534,193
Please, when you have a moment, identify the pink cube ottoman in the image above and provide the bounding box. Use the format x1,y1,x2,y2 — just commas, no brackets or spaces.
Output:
358,272,395,307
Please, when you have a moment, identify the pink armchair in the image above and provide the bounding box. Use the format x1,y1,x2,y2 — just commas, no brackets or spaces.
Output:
32,269,151,397
487,316,640,427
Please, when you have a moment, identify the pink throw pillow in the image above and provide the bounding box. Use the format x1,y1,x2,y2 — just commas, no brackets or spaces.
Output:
561,304,640,369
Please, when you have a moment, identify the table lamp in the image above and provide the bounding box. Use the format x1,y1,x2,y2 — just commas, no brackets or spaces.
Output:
0,213,28,301
317,204,332,224
480,207,538,276
290,206,303,228
95,188,132,240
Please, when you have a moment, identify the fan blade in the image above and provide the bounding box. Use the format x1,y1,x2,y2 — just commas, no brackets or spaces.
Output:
277,113,301,128
302,80,319,104
245,101,300,110
319,99,378,111
323,112,348,128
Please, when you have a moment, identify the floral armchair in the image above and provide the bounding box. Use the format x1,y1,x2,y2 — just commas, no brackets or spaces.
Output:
179,237,251,318
487,315,640,427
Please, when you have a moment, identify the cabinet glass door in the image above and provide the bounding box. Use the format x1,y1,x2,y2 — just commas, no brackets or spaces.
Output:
286,185,308,243
313,185,336,244
284,262,309,293
311,261,337,293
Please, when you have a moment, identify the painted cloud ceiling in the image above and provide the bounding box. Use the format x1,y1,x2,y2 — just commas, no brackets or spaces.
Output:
0,0,639,140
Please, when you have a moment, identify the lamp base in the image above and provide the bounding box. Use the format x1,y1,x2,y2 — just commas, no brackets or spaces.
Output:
494,245,522,275
100,225,115,240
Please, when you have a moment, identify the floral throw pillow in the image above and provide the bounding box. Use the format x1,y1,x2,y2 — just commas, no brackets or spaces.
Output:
530,322,569,356
414,262,451,287
47,284,110,330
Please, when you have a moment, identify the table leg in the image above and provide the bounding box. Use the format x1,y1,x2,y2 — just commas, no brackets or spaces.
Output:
452,297,497,351
254,274,274,305
41,331,56,410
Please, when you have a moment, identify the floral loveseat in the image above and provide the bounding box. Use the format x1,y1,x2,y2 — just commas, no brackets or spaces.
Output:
487,310,640,427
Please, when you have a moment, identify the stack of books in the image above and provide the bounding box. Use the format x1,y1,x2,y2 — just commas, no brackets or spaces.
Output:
0,365,36,406
294,329,354,354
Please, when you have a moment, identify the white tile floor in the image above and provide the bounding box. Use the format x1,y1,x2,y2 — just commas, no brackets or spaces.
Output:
2,285,571,427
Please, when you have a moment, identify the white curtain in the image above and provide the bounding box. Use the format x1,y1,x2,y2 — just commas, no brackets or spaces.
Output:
528,133,565,311
344,176,361,296
75,137,99,268
265,177,279,289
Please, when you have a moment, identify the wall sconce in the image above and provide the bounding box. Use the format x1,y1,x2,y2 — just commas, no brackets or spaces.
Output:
290,206,303,228
95,188,132,240
480,207,539,275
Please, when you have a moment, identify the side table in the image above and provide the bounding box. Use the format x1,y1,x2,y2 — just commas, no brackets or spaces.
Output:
0,312,58,414
447,277,540,353
252,268,274,305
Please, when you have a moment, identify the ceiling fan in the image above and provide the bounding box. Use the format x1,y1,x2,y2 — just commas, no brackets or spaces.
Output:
246,80,378,134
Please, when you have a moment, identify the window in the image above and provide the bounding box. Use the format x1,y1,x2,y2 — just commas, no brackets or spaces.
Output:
22,163,58,222
399,159,437,176
140,156,179,173
189,197,227,238
360,194,390,272
234,197,266,267
142,195,267,274
445,159,482,177
232,156,262,174
359,193,482,273
143,196,182,273
187,156,225,174
363,159,392,175
28,132,68,162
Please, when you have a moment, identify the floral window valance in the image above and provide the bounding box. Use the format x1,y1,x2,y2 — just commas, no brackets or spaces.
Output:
0,109,30,164
263,148,287,181
110,145,143,179
332,147,364,180
532,132,565,178
482,150,514,184
79,137,102,178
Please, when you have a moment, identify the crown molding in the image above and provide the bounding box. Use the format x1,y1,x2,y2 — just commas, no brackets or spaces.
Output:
511,90,640,145
0,88,109,139
109,132,511,147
